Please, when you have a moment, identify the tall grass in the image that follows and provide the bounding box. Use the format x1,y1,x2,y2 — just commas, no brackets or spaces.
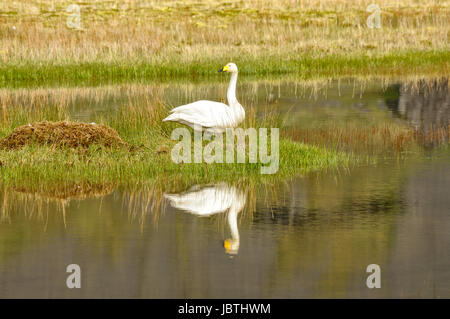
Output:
0,0,448,86
1,51,448,87
0,92,352,192
284,124,450,155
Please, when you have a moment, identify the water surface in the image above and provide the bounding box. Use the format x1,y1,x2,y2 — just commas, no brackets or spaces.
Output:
0,78,448,298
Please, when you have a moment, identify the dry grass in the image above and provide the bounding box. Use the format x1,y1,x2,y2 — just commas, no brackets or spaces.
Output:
0,0,448,83
284,124,450,155
0,0,447,61
0,121,126,150
0,88,352,192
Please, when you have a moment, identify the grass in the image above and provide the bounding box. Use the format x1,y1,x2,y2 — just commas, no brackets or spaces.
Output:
0,95,352,193
0,0,449,86
0,140,348,190
1,51,448,87
284,124,450,155
0,121,126,149
1,76,447,193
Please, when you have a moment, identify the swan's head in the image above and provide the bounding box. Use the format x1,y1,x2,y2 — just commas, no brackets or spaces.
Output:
219,63,238,74
223,238,240,255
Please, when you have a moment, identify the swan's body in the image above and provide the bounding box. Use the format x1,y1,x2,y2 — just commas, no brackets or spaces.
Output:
164,183,246,255
163,63,245,133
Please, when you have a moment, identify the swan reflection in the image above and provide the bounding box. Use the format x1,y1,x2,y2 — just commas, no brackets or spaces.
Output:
164,184,246,255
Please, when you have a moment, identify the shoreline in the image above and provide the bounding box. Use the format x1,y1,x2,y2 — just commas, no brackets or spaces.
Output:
1,50,448,88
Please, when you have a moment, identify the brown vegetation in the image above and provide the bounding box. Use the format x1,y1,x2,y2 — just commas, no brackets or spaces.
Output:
0,121,126,150
284,124,450,154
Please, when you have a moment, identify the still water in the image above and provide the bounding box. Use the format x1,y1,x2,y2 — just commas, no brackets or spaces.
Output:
0,78,448,298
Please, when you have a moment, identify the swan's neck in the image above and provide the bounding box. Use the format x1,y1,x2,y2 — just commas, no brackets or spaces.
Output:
227,72,238,106
228,208,239,240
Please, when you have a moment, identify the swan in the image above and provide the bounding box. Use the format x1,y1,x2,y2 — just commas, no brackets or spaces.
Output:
162,63,245,133
164,183,246,255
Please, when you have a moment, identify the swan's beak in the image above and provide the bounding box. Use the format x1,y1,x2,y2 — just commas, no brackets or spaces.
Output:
224,239,231,251
219,65,228,72
224,239,239,255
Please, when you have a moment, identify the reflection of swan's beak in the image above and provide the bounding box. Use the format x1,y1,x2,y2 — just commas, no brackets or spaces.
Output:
224,238,239,255
224,239,231,251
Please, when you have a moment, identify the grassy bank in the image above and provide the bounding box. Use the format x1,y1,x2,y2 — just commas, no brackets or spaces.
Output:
1,51,448,87
0,140,349,191
0,96,352,193
0,0,449,86
2,77,447,192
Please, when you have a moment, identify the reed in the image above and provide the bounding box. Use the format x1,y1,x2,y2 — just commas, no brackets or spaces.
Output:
0,94,352,192
284,124,450,155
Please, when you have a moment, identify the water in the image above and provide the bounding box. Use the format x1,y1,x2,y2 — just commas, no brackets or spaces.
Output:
0,78,448,298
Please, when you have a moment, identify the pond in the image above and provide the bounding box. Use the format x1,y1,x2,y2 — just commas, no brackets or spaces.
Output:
0,77,448,298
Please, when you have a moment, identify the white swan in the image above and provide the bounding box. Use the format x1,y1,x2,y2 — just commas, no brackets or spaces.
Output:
164,183,246,255
162,63,245,133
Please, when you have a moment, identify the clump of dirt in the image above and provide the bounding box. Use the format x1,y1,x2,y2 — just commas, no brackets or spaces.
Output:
0,121,126,150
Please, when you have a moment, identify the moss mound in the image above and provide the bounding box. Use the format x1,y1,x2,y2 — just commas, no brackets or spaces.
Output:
0,121,125,149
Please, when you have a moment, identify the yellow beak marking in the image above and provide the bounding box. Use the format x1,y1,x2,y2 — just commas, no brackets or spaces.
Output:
224,239,231,251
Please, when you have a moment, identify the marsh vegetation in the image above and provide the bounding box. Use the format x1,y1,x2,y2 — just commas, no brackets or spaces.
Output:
0,78,447,193
0,1,449,299
0,91,351,192
0,0,448,86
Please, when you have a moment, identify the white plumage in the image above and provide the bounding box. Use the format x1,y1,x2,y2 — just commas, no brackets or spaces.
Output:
164,183,246,255
163,63,245,133
164,184,238,216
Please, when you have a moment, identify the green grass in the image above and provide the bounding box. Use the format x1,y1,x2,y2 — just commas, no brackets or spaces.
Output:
0,140,350,193
1,50,448,87
0,99,353,193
